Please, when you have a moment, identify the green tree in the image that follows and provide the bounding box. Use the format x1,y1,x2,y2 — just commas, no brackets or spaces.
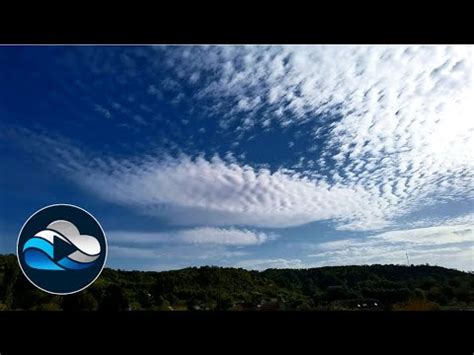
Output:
1,256,19,309
99,284,129,311
63,291,98,311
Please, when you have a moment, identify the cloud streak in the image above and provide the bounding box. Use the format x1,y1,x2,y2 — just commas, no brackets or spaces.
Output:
53,153,390,230
234,258,306,270
109,227,275,246
308,224,474,271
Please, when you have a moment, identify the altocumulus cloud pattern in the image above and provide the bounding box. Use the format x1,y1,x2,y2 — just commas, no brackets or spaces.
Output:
1,46,472,272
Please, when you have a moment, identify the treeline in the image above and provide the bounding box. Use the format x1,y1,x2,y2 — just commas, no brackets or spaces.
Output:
0,254,473,311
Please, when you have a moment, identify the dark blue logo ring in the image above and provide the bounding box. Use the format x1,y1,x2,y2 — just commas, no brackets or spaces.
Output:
17,204,108,295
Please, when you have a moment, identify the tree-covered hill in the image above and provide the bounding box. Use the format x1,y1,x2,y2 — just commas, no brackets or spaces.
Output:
1,254,473,311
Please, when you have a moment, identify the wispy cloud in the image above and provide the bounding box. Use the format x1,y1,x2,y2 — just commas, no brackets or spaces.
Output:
47,151,391,230
109,244,248,261
234,258,307,270
308,224,474,271
5,118,473,233
405,213,474,229
105,227,275,270
109,227,275,246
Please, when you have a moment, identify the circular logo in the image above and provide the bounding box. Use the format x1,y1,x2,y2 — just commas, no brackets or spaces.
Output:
17,204,107,295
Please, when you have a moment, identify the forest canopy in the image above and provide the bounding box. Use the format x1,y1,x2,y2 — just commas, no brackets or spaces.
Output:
1,254,473,311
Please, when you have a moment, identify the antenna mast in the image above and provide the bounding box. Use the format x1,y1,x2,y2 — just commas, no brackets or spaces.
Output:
406,251,410,266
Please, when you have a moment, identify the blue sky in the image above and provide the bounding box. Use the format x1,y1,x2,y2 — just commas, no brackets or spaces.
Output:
0,46,473,271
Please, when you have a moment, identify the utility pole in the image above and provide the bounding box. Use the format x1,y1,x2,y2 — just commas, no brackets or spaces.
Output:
406,251,410,266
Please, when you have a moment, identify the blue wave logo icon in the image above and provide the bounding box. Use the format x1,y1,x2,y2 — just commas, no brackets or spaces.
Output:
18,204,107,294
23,220,101,271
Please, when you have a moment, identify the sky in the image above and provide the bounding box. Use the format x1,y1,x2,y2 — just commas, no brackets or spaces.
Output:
0,45,472,271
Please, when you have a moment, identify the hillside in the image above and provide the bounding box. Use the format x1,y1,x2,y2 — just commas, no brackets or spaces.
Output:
1,254,473,311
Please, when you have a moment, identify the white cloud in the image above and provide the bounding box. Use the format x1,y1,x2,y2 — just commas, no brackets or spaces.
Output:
162,46,472,128
107,223,474,271
308,224,474,271
234,258,307,270
60,154,390,229
7,46,474,233
108,244,248,263
109,227,274,246
155,45,474,230
406,213,474,229
93,104,111,118
111,46,474,231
